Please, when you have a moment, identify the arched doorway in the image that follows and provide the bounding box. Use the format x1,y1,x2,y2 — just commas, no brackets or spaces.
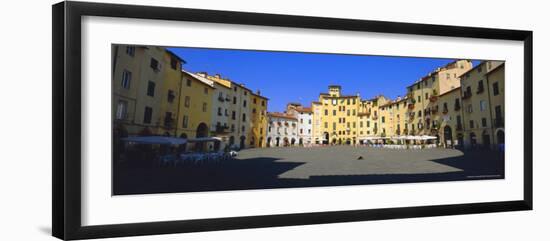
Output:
229,136,235,148
291,138,296,146
299,138,303,146
323,132,329,145
470,132,477,149
275,137,280,147
457,133,464,149
496,129,505,144
482,130,491,149
345,138,351,145
239,136,246,149
113,124,128,162
179,133,188,152
195,123,209,152
259,137,263,147
283,137,289,146
214,140,221,151
443,125,453,148
138,127,153,136
332,138,337,144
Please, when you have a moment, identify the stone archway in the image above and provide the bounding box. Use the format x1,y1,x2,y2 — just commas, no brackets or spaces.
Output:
195,123,209,152
482,130,491,149
443,125,453,148
179,133,188,152
457,133,464,149
239,136,246,149
291,138,296,146
323,132,329,145
229,136,235,148
470,132,477,149
496,129,505,144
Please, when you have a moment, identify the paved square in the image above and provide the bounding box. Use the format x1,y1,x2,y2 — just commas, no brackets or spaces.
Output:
237,146,465,179
114,146,504,195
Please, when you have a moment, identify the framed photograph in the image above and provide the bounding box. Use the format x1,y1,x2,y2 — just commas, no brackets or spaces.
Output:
52,1,533,240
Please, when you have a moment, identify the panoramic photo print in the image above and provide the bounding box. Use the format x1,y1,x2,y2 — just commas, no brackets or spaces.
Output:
111,45,505,195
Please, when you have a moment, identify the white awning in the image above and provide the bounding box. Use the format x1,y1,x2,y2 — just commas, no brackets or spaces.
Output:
188,137,223,142
121,136,187,145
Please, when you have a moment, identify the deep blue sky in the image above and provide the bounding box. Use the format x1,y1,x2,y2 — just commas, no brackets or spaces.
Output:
168,47,477,113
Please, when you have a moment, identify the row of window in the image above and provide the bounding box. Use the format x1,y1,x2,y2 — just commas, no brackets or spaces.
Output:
125,46,180,71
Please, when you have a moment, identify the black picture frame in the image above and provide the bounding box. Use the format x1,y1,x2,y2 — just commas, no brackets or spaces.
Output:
52,1,533,240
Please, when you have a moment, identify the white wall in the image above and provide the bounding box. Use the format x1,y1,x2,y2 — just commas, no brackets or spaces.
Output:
0,0,547,240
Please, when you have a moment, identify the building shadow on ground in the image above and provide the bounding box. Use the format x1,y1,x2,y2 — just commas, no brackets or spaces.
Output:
113,150,504,195
113,157,305,195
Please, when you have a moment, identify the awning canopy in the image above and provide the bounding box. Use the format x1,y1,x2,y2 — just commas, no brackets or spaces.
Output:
121,136,187,145
187,137,223,142
359,136,389,141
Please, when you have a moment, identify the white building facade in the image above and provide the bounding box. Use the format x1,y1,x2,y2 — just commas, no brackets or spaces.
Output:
286,104,313,145
266,113,299,147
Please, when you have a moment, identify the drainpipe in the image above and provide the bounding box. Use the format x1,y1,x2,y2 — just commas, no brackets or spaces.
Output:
174,70,183,137
112,45,119,80
485,65,496,150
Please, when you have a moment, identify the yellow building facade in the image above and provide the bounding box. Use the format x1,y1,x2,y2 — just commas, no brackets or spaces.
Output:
202,73,269,149
459,60,505,149
299,60,505,149
112,45,186,137
317,85,361,144
405,60,473,137
178,71,215,141
250,92,269,147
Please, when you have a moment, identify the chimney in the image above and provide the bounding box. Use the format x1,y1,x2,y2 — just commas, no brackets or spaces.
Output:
256,90,261,95
214,74,221,79
197,72,207,77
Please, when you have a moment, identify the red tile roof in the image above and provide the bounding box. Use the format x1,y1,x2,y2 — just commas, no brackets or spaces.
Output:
268,112,298,120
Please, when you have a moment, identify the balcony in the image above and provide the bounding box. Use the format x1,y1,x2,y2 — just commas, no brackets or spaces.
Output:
454,104,461,111
431,106,439,114
462,91,472,100
424,109,431,117
429,90,438,102
494,118,504,128
163,118,174,129
215,124,230,134
167,92,176,103
477,85,484,94
456,124,463,131
218,96,225,102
